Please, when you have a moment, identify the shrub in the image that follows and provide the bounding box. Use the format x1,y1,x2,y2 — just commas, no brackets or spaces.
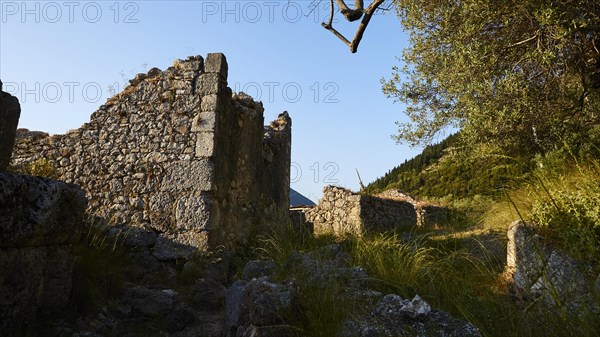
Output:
19,158,59,179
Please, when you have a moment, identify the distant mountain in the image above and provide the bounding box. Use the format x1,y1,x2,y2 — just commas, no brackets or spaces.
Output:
290,188,316,207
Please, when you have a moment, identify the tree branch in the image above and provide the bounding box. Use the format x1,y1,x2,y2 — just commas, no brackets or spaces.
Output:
335,0,364,22
350,0,383,53
327,0,334,26
322,22,353,48
322,0,385,53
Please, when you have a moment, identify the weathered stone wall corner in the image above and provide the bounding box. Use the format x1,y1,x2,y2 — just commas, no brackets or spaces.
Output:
11,53,292,254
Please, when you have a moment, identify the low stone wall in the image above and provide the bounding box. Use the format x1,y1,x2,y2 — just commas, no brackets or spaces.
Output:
377,189,448,228
0,173,87,335
506,220,600,314
11,53,291,253
303,186,417,236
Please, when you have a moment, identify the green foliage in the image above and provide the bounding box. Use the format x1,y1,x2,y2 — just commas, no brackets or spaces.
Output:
386,0,600,156
288,273,362,337
365,132,459,194
366,133,529,199
250,223,337,265
347,233,465,296
530,162,600,263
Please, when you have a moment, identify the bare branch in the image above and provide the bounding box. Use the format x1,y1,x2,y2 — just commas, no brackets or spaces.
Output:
322,0,385,53
350,0,384,53
327,0,334,26
506,34,538,49
336,0,364,22
322,22,353,48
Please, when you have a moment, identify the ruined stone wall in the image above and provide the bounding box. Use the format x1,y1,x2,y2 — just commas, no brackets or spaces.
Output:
377,189,448,228
304,186,417,236
11,53,291,252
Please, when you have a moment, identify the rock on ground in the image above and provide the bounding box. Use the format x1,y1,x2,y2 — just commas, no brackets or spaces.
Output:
0,172,87,335
337,294,481,337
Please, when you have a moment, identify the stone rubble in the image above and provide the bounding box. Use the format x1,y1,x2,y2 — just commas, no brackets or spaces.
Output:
337,294,481,337
225,244,481,337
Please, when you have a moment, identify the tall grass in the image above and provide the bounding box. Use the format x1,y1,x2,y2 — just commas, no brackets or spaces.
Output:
70,217,129,314
247,220,600,337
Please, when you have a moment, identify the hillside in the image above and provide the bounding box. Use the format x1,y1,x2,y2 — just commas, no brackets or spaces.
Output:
365,133,520,199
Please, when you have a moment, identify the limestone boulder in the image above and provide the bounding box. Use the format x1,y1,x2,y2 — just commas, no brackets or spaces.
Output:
506,220,599,315
0,173,87,247
225,277,296,337
0,172,87,335
337,294,481,337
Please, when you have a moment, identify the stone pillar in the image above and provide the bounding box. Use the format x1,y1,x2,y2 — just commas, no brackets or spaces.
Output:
0,80,21,171
266,112,292,216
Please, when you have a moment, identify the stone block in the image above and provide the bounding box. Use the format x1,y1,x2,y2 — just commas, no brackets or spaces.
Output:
0,247,46,334
196,73,222,96
0,173,85,334
160,159,215,192
192,110,217,133
173,55,204,73
205,53,228,79
38,245,77,314
175,195,211,231
201,94,220,112
195,132,216,157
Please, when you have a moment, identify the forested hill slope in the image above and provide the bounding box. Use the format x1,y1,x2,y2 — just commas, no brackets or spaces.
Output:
364,133,516,199
365,134,459,195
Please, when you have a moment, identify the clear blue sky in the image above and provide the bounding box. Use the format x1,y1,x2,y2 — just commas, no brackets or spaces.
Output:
0,0,421,202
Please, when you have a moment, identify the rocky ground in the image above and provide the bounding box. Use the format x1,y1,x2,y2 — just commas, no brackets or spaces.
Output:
44,226,481,337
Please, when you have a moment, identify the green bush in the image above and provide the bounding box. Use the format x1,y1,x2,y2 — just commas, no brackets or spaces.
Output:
18,158,59,179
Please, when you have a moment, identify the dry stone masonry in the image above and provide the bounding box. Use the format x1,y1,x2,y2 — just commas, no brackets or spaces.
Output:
11,53,292,253
378,189,449,228
292,186,449,238
300,186,418,236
